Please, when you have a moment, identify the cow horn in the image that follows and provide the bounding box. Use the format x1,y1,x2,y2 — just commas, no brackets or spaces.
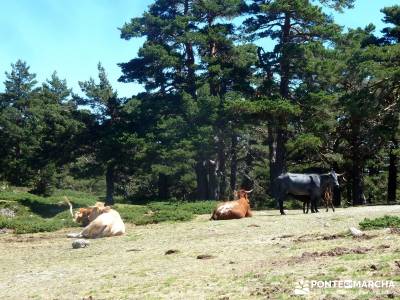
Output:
337,173,345,177
244,189,253,194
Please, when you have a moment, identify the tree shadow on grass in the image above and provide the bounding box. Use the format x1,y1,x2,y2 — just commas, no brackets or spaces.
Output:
19,198,69,218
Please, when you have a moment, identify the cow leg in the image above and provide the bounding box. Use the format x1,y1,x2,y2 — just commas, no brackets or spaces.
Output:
67,232,82,238
278,197,285,215
310,196,317,213
303,200,310,214
310,196,315,213
331,202,335,212
246,209,253,217
314,196,319,213
81,223,107,239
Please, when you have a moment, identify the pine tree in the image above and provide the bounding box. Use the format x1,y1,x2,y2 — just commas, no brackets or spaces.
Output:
119,0,200,199
243,0,354,197
77,63,147,203
28,73,84,195
0,60,38,184
381,5,400,44
0,62,85,194
119,0,258,200
330,25,400,204
380,5,400,203
78,63,126,204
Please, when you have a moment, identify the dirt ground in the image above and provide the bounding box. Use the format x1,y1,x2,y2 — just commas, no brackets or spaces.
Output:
1,205,400,300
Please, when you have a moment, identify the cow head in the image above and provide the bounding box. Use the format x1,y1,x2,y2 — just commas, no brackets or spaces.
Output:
238,189,253,202
74,202,110,226
74,207,93,226
329,171,340,187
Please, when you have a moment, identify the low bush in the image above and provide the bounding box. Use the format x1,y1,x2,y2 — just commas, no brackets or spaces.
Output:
359,215,400,230
0,215,77,234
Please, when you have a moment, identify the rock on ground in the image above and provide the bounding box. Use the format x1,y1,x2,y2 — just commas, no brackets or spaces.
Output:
72,239,89,249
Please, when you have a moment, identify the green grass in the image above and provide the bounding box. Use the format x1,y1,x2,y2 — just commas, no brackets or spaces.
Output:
116,200,216,225
0,189,217,233
359,215,400,230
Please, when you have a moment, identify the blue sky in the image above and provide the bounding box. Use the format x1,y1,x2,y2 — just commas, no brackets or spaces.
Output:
0,0,398,98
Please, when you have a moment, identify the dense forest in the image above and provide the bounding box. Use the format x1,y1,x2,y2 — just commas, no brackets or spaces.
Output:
0,0,399,208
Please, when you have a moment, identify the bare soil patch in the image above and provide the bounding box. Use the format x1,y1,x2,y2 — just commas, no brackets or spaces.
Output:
302,246,372,258
165,249,180,255
197,254,216,260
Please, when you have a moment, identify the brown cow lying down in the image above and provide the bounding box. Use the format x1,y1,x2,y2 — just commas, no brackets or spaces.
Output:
65,198,125,238
210,189,253,220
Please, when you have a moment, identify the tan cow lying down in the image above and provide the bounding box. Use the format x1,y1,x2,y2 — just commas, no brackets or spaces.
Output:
210,189,253,220
65,198,125,238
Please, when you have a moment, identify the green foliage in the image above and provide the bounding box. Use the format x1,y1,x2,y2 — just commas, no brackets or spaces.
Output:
250,98,301,119
1,1,399,209
286,133,323,159
0,62,86,195
381,5,400,44
0,217,70,234
359,215,400,230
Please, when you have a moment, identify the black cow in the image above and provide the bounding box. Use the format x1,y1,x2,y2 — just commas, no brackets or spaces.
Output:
274,171,340,215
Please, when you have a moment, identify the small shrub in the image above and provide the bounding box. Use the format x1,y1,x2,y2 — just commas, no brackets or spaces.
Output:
359,215,400,230
114,204,154,225
0,215,77,234
147,202,197,223
178,201,217,215
152,208,193,223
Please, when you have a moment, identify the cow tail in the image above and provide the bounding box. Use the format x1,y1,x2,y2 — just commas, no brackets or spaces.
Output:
64,196,74,218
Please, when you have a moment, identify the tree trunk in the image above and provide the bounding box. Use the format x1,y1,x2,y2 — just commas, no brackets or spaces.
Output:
217,129,227,200
158,173,169,200
279,13,291,100
346,179,352,206
333,185,341,207
351,162,365,205
184,0,196,99
230,133,238,198
207,160,218,200
387,139,398,203
105,164,115,206
350,116,365,205
268,122,286,198
195,161,209,200
268,12,291,196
